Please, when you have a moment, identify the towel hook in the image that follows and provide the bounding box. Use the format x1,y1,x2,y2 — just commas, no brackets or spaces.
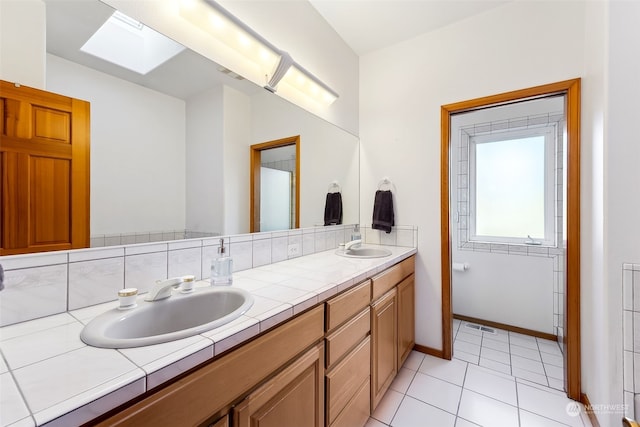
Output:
377,177,393,191
328,181,341,193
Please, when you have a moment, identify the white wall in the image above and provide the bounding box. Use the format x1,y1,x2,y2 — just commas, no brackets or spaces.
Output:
580,0,608,422
359,1,586,351
186,86,224,235
0,0,45,89
452,252,555,334
103,0,359,136
223,86,252,235
603,1,640,425
46,54,187,235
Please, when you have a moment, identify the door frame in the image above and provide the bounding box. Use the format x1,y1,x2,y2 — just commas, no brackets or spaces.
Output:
250,135,300,233
439,79,581,400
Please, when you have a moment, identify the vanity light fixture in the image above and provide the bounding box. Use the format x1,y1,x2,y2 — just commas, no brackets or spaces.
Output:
179,0,339,105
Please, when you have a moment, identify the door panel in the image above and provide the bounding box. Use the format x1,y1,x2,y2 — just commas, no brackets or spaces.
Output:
29,156,71,245
0,80,89,254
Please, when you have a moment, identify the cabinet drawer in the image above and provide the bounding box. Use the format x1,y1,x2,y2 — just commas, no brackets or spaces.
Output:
329,377,370,427
326,336,371,424
371,256,414,300
326,307,370,369
326,280,371,331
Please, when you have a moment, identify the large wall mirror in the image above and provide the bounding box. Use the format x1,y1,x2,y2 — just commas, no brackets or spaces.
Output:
39,0,359,248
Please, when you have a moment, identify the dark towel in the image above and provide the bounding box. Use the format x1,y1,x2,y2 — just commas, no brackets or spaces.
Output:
324,192,343,226
372,190,394,233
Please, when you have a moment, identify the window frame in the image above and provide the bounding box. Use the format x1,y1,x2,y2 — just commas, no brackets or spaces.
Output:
468,125,557,246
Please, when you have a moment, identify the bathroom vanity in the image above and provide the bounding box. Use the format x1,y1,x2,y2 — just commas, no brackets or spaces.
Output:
88,255,415,427
0,244,416,427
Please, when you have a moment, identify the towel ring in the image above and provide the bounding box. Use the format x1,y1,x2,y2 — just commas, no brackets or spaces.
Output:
377,178,394,191
328,181,341,193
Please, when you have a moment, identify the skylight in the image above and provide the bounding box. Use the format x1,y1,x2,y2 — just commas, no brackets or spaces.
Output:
81,11,185,75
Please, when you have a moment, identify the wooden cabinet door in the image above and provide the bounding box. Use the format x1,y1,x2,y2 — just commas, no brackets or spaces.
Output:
397,274,415,369
0,80,90,255
370,288,397,411
209,415,229,427
233,343,324,427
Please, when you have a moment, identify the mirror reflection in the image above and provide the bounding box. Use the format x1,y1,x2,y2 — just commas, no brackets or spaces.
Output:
43,0,359,247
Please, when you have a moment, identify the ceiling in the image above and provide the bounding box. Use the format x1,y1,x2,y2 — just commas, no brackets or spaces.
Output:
307,0,511,55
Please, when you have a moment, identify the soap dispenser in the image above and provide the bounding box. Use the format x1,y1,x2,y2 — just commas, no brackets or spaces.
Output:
211,238,233,286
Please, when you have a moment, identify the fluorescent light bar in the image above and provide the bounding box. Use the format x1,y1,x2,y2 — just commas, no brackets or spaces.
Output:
179,0,280,84
279,63,339,105
180,0,339,106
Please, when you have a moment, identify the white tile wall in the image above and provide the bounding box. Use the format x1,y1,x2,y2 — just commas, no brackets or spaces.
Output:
68,257,125,310
0,224,418,327
623,262,640,419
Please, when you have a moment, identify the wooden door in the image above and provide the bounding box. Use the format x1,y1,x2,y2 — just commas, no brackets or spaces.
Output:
0,80,90,254
397,274,415,369
233,343,324,427
370,288,397,411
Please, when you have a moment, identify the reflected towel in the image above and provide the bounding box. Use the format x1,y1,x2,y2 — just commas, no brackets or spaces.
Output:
324,192,343,226
372,190,394,233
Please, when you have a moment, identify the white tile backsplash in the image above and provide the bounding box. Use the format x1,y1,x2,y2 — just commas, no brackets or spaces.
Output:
302,232,315,256
68,257,125,310
68,247,124,262
0,224,416,327
0,252,67,270
125,252,168,294
271,236,288,263
168,247,202,280
252,239,272,268
623,262,640,420
0,265,68,326
230,241,253,272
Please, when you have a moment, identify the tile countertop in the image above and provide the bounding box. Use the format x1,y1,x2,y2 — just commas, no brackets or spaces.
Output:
0,245,416,427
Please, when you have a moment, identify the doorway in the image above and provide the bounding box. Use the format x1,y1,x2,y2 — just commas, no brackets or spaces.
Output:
250,136,300,233
440,79,581,400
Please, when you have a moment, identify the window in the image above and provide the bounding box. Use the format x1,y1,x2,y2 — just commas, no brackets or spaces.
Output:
469,126,556,246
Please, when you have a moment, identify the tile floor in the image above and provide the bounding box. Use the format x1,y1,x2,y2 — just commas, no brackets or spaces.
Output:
452,319,565,391
366,320,592,427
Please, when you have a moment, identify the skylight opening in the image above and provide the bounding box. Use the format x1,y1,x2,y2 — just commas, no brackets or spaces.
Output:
81,11,185,75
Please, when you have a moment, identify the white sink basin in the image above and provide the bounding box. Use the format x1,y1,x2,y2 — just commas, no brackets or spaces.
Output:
80,287,254,348
336,247,392,258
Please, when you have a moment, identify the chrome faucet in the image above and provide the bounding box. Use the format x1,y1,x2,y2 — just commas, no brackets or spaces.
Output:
344,239,362,252
145,277,184,302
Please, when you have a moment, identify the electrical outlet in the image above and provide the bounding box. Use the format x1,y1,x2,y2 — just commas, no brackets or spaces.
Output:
287,243,300,257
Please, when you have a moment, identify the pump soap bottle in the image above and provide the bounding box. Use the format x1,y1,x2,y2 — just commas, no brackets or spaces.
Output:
211,238,233,285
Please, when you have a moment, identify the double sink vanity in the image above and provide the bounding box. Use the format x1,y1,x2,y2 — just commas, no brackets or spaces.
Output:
1,244,416,427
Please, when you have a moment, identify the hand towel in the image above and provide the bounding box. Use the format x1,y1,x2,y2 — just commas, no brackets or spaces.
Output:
372,190,394,233
324,192,343,226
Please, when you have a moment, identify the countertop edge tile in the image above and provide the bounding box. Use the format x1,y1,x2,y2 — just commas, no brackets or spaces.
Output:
34,377,146,427
212,321,261,356
146,344,214,390
259,305,294,332
31,368,146,427
5,417,35,427
1,372,32,427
